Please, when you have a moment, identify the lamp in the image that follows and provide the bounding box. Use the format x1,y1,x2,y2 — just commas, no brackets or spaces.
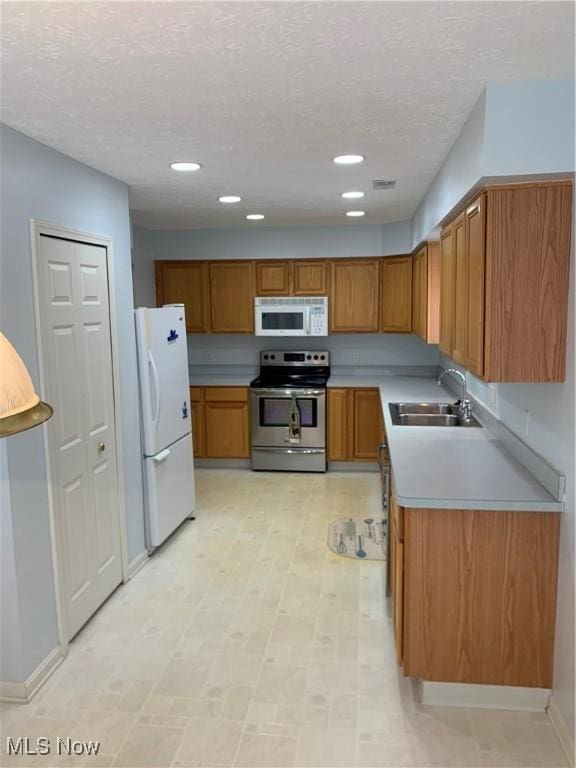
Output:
0,332,53,438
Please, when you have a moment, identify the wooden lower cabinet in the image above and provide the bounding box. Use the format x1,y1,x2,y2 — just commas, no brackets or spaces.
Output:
389,493,404,666
327,389,349,461
190,386,250,459
327,388,385,461
190,387,206,458
392,500,560,688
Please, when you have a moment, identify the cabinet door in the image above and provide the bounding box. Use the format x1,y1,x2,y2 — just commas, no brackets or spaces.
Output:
209,262,254,333
439,227,456,356
155,262,209,333
452,214,467,365
293,260,329,296
204,387,250,458
352,389,385,460
330,259,380,332
255,261,291,296
189,387,206,459
411,248,426,340
390,498,404,666
380,256,412,333
464,197,486,377
327,388,349,460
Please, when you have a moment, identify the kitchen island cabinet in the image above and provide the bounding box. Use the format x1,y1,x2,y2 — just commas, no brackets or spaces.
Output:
391,496,560,688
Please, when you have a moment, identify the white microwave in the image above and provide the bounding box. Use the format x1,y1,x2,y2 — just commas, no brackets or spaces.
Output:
255,296,329,336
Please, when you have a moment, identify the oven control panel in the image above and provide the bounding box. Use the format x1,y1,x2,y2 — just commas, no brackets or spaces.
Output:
260,350,330,366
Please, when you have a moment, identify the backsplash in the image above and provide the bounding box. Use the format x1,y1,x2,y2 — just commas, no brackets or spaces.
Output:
188,333,439,377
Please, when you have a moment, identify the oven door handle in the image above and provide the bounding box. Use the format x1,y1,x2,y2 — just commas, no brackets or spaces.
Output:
252,447,325,455
251,388,325,397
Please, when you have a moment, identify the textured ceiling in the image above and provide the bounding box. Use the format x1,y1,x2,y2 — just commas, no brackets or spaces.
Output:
1,1,574,229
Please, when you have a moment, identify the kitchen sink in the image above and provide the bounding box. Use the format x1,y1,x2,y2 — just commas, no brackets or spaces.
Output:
389,403,481,427
394,402,455,415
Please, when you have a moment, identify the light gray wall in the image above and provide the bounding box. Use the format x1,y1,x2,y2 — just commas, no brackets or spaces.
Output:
187,333,439,374
412,80,575,248
0,124,146,682
411,89,486,248
132,220,412,308
484,80,576,176
0,441,23,682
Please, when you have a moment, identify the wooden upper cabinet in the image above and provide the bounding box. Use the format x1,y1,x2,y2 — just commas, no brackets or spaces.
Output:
483,183,572,382
155,261,209,333
439,227,456,356
380,256,412,333
208,261,254,333
255,261,291,296
293,260,329,296
412,243,440,344
451,214,467,366
464,197,486,377
443,181,571,382
330,258,380,333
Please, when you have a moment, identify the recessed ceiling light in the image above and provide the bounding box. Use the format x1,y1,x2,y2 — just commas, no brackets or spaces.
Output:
218,195,242,203
341,191,365,199
246,214,265,221
345,210,365,217
333,154,365,165
170,162,202,171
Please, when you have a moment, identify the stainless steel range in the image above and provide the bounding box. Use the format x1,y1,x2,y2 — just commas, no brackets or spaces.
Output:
250,350,330,472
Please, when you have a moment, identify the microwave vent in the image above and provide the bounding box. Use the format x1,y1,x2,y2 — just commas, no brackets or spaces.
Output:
257,297,327,306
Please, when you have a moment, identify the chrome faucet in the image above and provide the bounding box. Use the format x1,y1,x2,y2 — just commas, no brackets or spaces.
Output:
437,368,473,421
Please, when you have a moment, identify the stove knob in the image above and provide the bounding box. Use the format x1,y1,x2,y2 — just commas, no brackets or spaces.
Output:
271,354,276,360
307,355,312,360
263,354,269,360
320,354,326,360
313,354,319,360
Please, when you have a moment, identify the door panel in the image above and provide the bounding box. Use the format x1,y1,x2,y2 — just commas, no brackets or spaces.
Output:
380,256,412,333
156,261,208,333
255,261,291,295
439,227,456,356
452,215,467,365
37,234,122,639
293,260,329,295
465,198,486,376
352,389,384,460
330,259,380,332
209,261,254,333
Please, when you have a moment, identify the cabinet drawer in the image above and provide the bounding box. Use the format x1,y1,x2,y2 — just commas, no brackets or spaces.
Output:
190,386,204,402
204,386,249,403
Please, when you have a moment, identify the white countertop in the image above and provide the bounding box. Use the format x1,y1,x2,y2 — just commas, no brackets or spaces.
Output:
379,377,562,512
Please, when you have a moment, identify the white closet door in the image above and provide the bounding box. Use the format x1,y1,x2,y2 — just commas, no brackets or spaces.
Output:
37,235,122,639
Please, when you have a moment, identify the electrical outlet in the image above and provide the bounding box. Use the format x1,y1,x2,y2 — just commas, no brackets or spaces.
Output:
352,352,360,364
206,351,212,362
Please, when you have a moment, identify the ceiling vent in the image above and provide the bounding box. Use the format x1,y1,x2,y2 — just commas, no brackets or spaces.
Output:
372,179,396,190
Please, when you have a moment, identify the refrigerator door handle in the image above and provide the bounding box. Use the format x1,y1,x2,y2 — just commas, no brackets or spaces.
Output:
153,448,170,462
148,349,161,427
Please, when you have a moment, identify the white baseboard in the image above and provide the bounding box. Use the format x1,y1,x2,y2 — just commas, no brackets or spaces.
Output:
547,694,575,767
416,680,551,711
127,549,149,580
0,645,63,703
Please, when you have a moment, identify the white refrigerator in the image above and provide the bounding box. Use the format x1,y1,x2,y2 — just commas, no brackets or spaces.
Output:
135,305,196,549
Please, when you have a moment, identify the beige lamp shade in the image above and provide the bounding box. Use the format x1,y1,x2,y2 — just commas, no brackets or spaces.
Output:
0,332,53,438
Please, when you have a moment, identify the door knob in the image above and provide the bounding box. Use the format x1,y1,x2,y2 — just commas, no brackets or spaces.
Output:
98,442,106,453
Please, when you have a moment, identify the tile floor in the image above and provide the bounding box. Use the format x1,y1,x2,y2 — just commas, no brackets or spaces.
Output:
0,470,568,768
